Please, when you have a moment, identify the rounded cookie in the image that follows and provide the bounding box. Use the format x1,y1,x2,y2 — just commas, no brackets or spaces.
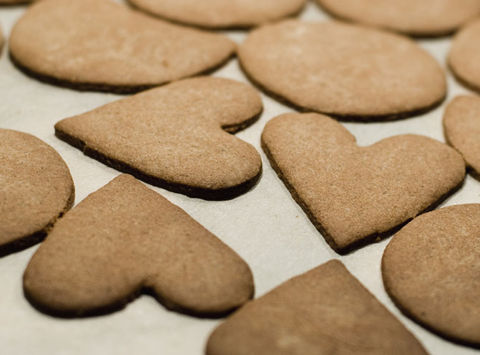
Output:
315,0,480,37
449,19,480,93
382,204,480,346
9,0,235,94
444,95,480,179
0,129,74,256
239,21,446,120
127,0,306,29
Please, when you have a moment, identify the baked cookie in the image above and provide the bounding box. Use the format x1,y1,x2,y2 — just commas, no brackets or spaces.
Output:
207,260,427,355
444,96,480,179
382,204,480,346
449,19,480,93
0,129,74,256
24,174,254,318
55,77,262,200
239,20,446,120
262,113,465,253
315,0,480,37
9,0,235,94
127,0,306,29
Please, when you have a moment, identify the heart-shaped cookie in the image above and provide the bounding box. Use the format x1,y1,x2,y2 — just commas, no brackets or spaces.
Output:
0,129,74,256
55,77,263,200
444,96,480,178
207,260,427,355
23,174,254,318
9,0,235,93
382,204,480,346
262,113,465,253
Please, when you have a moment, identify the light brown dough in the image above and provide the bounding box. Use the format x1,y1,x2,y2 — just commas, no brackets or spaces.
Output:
128,0,306,29
449,19,480,93
315,0,480,36
444,95,480,178
207,260,427,355
55,77,263,200
239,20,446,120
9,0,235,93
382,204,480,346
0,129,74,256
262,113,465,253
24,174,254,317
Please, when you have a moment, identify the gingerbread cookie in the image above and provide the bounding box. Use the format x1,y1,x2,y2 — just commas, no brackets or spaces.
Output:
128,0,306,29
24,174,254,317
382,204,480,346
9,0,235,94
449,19,480,93
0,129,74,256
315,0,480,37
55,77,262,200
262,113,465,253
444,96,480,179
207,260,427,355
239,20,446,120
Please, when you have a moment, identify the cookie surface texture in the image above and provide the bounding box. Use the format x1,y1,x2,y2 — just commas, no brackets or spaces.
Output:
9,0,235,93
382,204,480,346
0,129,74,255
55,77,263,200
449,19,480,93
444,96,480,178
315,0,480,36
261,113,465,253
23,174,254,317
207,260,427,355
239,20,446,120
128,0,306,29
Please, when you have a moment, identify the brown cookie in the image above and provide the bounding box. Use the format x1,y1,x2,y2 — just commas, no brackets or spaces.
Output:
449,19,480,93
23,174,254,318
207,260,427,355
238,20,446,120
127,0,306,29
55,77,263,200
262,113,465,253
0,129,74,256
9,0,235,94
444,95,480,179
315,0,480,37
382,204,480,347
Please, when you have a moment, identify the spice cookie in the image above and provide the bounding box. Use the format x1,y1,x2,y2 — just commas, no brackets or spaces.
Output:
24,174,254,318
382,204,480,346
0,129,74,256
449,19,480,93
239,20,446,120
207,260,427,355
262,113,465,253
444,96,480,179
55,77,262,200
315,0,480,37
128,0,306,29
9,0,235,94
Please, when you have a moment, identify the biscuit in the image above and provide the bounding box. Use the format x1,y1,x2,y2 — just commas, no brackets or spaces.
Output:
444,96,480,179
382,204,480,346
23,174,254,318
449,19,480,93
206,260,427,355
238,20,446,120
127,0,306,29
262,113,465,253
55,77,263,200
315,0,480,37
0,129,74,256
9,0,235,94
